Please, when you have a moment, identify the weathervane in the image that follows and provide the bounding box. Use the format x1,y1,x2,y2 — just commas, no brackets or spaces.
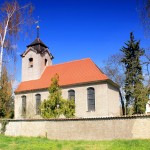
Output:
35,16,40,38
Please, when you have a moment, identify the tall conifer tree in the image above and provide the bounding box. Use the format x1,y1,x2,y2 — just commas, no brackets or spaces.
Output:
121,32,147,114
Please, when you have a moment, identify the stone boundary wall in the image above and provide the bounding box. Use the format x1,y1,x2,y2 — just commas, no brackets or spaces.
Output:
1,115,150,140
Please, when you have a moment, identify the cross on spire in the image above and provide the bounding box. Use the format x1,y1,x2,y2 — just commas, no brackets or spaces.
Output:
35,16,40,38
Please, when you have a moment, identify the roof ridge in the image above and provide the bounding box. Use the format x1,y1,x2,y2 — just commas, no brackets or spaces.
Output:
47,58,91,68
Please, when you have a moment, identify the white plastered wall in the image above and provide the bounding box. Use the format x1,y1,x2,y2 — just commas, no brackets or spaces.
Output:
107,83,120,116
146,100,150,114
22,50,52,81
15,82,120,119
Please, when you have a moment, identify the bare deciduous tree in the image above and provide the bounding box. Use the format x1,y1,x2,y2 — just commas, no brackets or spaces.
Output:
136,1,150,85
0,0,33,79
137,0,150,37
142,50,150,86
103,53,125,115
103,53,125,87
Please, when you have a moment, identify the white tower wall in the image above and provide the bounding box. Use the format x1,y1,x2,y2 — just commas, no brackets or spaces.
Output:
22,49,52,81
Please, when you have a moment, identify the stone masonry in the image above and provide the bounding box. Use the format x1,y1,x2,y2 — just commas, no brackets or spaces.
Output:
1,116,150,140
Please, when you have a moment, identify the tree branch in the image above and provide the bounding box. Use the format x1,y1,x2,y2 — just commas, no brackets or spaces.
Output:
0,33,2,43
9,6,16,18
2,16,9,45
146,64,150,77
7,19,25,32
14,3,32,14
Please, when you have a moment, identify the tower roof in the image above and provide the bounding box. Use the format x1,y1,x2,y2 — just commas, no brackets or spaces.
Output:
27,38,48,48
21,37,54,59
25,25,50,54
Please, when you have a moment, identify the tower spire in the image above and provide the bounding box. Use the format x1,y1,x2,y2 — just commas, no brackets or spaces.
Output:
36,16,40,39
37,25,40,39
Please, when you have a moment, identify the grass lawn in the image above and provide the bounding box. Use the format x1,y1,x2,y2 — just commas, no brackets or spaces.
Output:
0,135,150,150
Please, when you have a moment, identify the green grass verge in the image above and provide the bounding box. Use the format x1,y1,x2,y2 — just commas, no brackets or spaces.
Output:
0,135,150,150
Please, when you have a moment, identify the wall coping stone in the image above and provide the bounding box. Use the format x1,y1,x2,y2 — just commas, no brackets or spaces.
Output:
1,114,150,122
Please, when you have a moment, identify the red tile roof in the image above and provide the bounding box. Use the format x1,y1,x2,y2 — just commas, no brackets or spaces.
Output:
15,58,109,93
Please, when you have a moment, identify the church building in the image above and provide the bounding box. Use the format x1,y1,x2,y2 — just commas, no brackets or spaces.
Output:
14,27,121,119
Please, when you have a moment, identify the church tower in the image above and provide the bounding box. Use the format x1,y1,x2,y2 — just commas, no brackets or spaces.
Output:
21,26,54,81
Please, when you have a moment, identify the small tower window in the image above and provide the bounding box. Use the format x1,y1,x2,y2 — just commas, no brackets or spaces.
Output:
29,58,33,68
45,59,48,66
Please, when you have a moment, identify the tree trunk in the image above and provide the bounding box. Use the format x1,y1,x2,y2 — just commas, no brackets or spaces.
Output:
0,46,3,80
119,89,125,115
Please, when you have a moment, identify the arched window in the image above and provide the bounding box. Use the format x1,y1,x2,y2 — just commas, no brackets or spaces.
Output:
35,94,41,115
22,95,26,116
29,58,33,68
68,90,75,101
45,59,48,66
87,87,95,111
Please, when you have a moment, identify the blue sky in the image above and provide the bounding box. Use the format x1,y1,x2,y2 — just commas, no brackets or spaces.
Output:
1,0,150,82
